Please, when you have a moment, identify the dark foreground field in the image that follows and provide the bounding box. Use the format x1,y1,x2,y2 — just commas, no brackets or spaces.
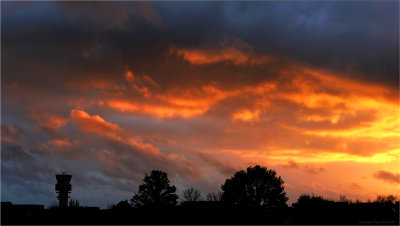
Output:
2,201,399,225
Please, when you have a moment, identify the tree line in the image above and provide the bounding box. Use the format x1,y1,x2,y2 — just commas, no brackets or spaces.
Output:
2,165,398,224
119,165,398,209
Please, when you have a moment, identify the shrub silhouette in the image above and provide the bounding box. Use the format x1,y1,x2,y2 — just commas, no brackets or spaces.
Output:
374,194,398,204
221,165,288,208
68,199,80,207
292,193,330,208
130,170,178,207
182,188,202,201
338,195,350,203
111,200,132,210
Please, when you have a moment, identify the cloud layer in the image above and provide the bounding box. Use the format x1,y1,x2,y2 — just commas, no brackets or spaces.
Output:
2,2,399,207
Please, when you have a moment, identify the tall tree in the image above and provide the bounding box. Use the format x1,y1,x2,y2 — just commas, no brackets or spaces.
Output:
221,165,288,208
130,170,178,207
182,188,202,201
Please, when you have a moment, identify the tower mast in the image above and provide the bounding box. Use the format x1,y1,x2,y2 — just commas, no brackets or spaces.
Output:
55,172,72,208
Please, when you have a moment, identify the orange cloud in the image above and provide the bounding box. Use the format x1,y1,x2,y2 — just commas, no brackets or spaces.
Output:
284,159,299,169
173,48,249,65
125,70,135,82
69,109,203,180
232,109,261,122
70,109,163,157
123,70,160,98
133,84,151,98
107,101,207,118
47,115,68,128
170,37,274,66
48,138,78,148
29,112,69,137
32,112,68,129
106,84,236,118
142,73,159,87
105,80,277,120
374,170,400,184
171,48,272,66
60,46,399,201
103,63,399,162
70,109,123,139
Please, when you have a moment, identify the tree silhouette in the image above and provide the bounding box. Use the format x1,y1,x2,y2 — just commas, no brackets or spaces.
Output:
206,192,222,201
182,188,202,201
292,193,330,208
130,170,178,207
221,165,288,208
338,195,350,203
374,194,397,204
69,199,80,207
111,200,132,211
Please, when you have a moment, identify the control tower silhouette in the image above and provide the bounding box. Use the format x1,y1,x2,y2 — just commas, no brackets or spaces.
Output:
55,173,72,208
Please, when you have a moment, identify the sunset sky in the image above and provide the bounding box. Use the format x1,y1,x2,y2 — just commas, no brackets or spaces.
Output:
2,2,399,208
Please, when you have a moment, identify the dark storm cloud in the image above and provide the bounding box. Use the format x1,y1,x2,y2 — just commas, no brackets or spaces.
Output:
111,1,400,87
3,1,397,91
1,136,57,203
215,2,399,87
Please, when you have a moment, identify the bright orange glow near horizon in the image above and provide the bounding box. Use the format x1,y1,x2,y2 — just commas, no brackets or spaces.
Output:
68,56,399,202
